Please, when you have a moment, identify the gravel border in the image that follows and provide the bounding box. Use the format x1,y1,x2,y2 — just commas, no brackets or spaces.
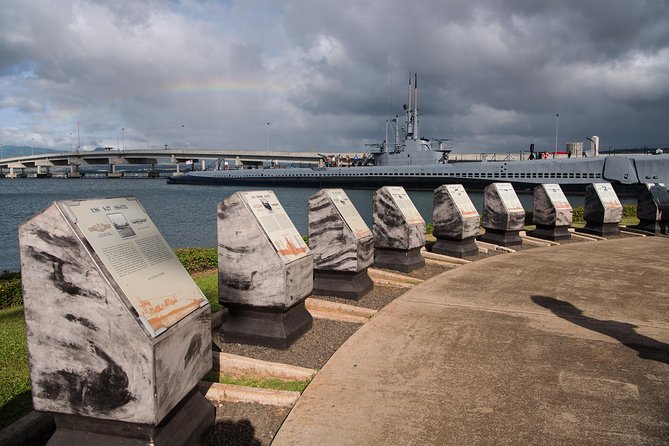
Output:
311,284,406,311
212,318,361,370
204,402,291,446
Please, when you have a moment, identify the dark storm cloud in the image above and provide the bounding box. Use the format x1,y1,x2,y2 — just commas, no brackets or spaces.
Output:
0,0,668,152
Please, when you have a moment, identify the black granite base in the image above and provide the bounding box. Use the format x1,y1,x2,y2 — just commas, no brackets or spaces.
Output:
313,268,373,300
431,236,479,258
528,224,572,241
47,388,214,446
373,247,425,273
581,222,620,237
633,219,669,235
219,301,312,349
479,228,522,247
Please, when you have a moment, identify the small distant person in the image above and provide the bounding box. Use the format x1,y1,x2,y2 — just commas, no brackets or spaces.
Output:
567,147,572,158
224,161,229,170
354,154,359,166
583,150,588,158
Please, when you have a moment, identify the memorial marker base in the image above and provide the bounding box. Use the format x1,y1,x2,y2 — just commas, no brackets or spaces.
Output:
373,247,425,273
633,219,669,235
220,301,313,349
431,236,479,258
528,224,572,241
312,268,373,300
46,389,214,446
480,228,522,247
581,222,620,237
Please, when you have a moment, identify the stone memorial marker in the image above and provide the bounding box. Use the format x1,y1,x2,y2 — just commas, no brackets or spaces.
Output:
218,190,313,348
308,188,374,299
528,183,573,241
373,186,425,272
19,197,213,446
635,183,669,234
431,184,480,258
480,182,525,246
583,182,623,236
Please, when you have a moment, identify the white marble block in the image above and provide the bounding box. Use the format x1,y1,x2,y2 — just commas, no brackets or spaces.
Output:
432,184,480,240
529,184,573,241
583,183,623,236
636,183,669,234
373,186,425,250
217,190,313,347
308,188,373,273
18,197,212,427
308,189,374,299
481,183,525,246
373,186,425,272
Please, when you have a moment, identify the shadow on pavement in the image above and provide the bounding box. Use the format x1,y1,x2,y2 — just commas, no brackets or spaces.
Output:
204,418,262,446
531,295,669,365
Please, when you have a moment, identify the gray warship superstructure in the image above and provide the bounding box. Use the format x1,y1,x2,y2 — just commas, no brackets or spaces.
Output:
168,74,669,195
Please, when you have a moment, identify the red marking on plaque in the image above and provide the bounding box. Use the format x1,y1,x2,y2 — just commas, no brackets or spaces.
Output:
278,238,307,257
139,296,201,331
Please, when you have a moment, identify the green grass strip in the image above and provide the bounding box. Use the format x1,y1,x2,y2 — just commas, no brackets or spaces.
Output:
193,272,221,312
0,307,32,430
203,371,310,393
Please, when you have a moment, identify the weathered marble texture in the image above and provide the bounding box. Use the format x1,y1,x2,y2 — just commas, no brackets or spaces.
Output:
217,192,313,308
18,203,211,425
584,184,623,224
373,187,425,250
432,185,480,240
637,183,669,221
481,183,525,231
308,190,373,272
532,184,573,227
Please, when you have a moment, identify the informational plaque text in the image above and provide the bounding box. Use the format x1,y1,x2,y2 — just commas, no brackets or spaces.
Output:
241,191,309,263
325,189,372,239
58,197,207,336
543,184,572,210
593,183,622,210
387,186,424,225
446,184,479,218
494,183,524,212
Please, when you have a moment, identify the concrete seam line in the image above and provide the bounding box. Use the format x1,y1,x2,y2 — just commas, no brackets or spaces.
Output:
213,352,317,380
305,298,377,317
200,382,300,407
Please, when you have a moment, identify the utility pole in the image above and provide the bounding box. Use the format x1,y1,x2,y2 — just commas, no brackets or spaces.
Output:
266,122,271,153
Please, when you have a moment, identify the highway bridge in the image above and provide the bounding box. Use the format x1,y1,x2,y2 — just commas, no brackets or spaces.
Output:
0,148,340,178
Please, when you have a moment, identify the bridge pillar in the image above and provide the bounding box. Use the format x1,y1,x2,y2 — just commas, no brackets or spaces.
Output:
67,164,81,178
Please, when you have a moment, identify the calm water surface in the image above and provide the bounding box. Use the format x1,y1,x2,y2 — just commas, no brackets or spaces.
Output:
0,178,583,272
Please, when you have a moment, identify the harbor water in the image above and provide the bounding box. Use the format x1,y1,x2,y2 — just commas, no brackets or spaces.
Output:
0,178,595,272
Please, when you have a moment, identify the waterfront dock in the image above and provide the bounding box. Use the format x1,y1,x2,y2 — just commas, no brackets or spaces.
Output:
273,237,669,445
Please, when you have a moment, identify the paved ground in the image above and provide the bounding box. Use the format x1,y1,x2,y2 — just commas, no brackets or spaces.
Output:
273,237,669,445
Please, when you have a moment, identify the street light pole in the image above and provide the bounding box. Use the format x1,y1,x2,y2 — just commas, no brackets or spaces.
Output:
554,113,559,158
266,122,270,153
121,127,125,153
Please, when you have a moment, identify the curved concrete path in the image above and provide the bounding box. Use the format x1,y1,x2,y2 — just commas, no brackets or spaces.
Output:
273,238,669,445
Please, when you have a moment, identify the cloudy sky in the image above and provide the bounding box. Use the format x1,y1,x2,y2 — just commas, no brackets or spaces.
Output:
1,0,668,154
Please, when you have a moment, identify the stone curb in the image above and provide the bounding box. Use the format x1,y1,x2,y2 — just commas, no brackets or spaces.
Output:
307,308,370,324
369,278,415,288
306,298,377,318
568,231,603,242
213,352,317,381
420,249,472,264
368,268,424,284
200,382,301,408
0,411,54,446
519,232,560,246
619,229,646,237
475,240,516,253
211,309,224,329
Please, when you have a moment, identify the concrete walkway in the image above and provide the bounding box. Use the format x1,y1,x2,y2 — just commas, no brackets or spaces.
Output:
273,238,669,445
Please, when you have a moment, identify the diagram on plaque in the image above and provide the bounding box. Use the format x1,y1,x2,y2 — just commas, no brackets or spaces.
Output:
325,189,372,239
593,183,621,209
241,191,309,262
495,183,524,212
446,185,479,217
543,184,571,209
387,186,424,225
58,197,207,335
